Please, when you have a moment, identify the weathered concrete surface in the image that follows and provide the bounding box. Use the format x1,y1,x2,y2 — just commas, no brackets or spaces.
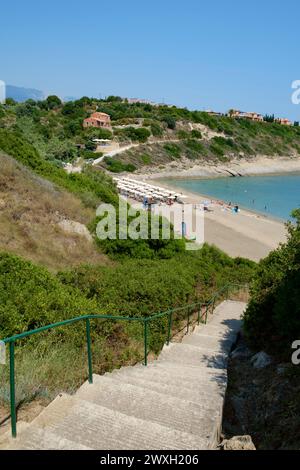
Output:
1,300,246,450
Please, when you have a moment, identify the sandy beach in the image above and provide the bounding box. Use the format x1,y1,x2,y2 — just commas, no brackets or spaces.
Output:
143,179,287,262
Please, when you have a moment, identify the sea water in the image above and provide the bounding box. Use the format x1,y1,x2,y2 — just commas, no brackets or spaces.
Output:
163,173,300,221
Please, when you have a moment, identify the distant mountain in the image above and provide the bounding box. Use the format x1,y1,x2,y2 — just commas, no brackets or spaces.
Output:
6,85,45,102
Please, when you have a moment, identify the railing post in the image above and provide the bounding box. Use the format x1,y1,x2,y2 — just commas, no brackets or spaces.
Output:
226,284,229,300
197,303,201,325
186,307,190,333
9,341,17,438
166,311,173,345
205,304,209,324
85,318,93,384
144,319,148,366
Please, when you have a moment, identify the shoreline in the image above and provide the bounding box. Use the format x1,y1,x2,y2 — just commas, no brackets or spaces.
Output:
152,179,286,224
125,175,287,262
135,155,300,180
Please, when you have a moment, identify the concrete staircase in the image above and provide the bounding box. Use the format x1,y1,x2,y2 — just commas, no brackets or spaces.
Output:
1,300,246,450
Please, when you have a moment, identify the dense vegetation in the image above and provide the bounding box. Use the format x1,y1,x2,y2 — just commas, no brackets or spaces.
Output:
0,128,187,259
1,96,300,173
0,128,118,208
0,248,254,405
243,210,300,358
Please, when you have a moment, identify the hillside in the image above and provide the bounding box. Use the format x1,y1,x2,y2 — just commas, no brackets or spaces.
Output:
0,152,109,271
1,96,300,175
0,116,255,416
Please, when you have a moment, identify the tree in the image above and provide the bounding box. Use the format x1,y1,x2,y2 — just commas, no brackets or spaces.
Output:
46,95,62,110
264,114,275,123
162,116,176,130
106,96,123,102
85,140,97,151
5,98,16,106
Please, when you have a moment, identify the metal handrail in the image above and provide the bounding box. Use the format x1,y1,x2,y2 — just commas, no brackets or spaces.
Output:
0,282,248,438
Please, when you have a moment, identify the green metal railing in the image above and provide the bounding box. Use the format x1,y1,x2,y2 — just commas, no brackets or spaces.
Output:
0,282,248,438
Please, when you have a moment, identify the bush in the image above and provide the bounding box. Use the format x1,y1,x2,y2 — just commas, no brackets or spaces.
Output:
93,208,186,260
0,252,97,339
191,129,202,139
119,127,151,143
140,153,152,165
185,139,204,153
162,116,176,130
243,209,300,357
150,122,163,137
212,136,236,148
80,149,100,160
0,129,118,207
164,143,181,158
177,130,189,140
84,128,113,140
209,142,224,157
104,157,136,173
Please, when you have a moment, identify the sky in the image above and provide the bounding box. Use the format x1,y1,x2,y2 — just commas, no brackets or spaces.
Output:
1,0,300,120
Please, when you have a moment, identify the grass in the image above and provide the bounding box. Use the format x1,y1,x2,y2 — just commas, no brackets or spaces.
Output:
0,330,144,408
0,153,109,271
163,143,181,159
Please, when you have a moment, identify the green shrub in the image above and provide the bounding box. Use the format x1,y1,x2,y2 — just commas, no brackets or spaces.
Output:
243,209,300,357
177,130,189,140
140,153,152,165
80,149,100,160
162,116,176,130
209,142,225,157
104,157,136,173
164,143,181,158
0,129,118,207
185,139,204,153
84,128,113,140
191,129,202,139
119,127,151,143
150,122,163,137
0,252,97,339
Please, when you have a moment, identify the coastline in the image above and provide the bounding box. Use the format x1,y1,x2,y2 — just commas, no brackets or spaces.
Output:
126,173,288,262
135,155,300,180
152,179,286,224
162,181,286,261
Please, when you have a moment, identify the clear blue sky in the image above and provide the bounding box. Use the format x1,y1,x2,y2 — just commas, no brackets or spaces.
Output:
1,0,300,120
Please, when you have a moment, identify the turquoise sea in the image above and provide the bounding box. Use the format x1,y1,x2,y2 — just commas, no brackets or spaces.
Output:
163,173,300,221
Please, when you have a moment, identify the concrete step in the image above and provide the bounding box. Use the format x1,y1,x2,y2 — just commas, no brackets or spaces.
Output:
2,300,245,450
4,426,92,450
208,317,241,331
156,343,228,369
93,372,224,406
24,394,210,450
192,323,238,339
182,333,233,353
75,376,220,437
109,361,228,388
